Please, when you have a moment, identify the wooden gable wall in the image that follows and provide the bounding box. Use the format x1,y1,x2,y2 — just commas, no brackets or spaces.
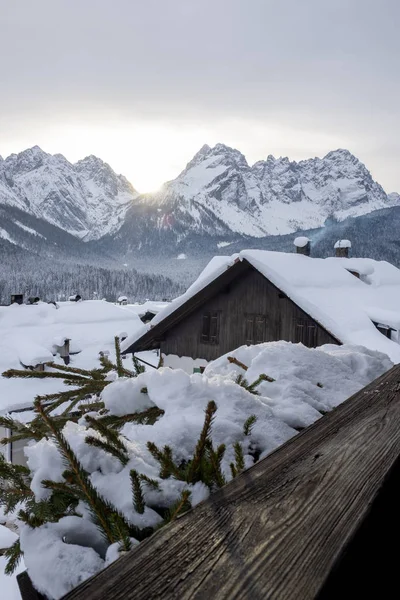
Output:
160,266,338,361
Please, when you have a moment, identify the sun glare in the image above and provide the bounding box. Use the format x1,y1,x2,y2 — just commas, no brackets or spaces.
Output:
31,119,216,194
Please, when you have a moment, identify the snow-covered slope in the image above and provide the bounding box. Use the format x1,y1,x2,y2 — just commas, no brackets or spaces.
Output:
0,144,398,249
140,145,398,238
0,147,138,239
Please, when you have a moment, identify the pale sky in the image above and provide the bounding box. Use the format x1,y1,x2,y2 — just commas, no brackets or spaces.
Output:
1,0,399,193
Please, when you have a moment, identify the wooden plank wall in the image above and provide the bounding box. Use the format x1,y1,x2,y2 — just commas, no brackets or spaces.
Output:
62,363,400,600
161,267,337,361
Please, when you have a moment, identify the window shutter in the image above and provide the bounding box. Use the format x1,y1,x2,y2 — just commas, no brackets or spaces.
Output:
201,313,210,342
210,313,219,344
246,315,254,343
255,316,266,343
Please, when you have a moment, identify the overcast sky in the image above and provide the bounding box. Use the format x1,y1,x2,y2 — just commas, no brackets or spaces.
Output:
1,0,399,192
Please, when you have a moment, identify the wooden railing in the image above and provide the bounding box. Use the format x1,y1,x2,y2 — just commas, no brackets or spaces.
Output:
24,364,400,599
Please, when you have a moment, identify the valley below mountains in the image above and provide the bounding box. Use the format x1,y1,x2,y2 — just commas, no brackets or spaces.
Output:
0,143,399,298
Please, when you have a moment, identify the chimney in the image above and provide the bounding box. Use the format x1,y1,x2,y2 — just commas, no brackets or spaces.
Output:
294,237,311,256
334,239,351,258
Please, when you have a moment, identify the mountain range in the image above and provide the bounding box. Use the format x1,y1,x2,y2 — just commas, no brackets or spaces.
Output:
0,143,399,284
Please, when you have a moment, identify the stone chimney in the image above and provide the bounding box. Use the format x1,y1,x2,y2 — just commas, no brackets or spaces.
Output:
334,239,351,258
294,237,311,256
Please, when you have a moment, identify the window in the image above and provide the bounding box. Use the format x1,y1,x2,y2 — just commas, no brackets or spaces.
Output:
201,312,220,344
245,314,266,344
294,318,317,347
373,322,392,339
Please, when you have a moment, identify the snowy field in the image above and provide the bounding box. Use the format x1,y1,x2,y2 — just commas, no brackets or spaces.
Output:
0,300,165,413
0,301,393,598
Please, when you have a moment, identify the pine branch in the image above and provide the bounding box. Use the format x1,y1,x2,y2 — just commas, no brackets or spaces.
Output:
114,336,126,378
4,540,23,575
166,490,191,523
98,407,164,429
2,368,85,382
243,415,257,436
186,401,217,483
139,474,160,490
247,373,275,394
45,362,94,378
230,463,237,478
85,415,128,453
35,398,130,544
235,374,249,388
85,436,129,466
206,440,226,488
233,442,245,474
130,470,145,514
227,356,248,371
147,442,182,479
132,355,145,376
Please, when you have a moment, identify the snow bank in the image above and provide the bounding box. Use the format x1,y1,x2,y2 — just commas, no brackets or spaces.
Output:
205,341,392,428
20,517,105,599
3,341,392,599
0,301,145,412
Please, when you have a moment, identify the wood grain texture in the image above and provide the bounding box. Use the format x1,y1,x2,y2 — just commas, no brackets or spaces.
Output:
62,364,400,600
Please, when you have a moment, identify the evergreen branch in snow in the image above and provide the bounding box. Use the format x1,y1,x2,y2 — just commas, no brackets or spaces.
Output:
227,356,248,371
3,540,23,575
139,474,160,490
85,415,128,453
130,470,145,514
98,407,164,429
45,362,94,378
147,442,182,480
35,397,132,545
85,436,129,466
233,442,245,474
132,355,146,376
247,373,275,394
166,490,191,523
186,401,217,483
205,440,226,488
243,415,257,436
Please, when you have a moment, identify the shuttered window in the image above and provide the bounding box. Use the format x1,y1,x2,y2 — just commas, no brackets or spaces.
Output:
294,318,317,347
245,314,266,344
201,312,220,344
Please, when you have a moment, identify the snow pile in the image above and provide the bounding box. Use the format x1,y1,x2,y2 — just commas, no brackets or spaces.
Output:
205,342,392,429
6,341,390,598
293,236,310,248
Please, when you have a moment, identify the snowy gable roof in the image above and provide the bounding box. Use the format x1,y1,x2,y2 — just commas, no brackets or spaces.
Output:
121,250,400,363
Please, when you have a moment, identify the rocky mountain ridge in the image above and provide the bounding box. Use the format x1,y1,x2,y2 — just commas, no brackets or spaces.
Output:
0,144,398,247
0,146,138,240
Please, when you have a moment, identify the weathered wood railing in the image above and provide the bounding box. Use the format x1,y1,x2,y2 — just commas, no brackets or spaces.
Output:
32,364,400,599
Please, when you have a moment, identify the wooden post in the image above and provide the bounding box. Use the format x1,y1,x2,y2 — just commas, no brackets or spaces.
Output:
59,339,70,365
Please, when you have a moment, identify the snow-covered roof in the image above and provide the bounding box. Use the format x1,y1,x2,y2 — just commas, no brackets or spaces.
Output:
121,250,400,363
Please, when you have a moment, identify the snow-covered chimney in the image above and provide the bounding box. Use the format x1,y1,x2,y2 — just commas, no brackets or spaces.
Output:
294,237,311,256
334,239,351,258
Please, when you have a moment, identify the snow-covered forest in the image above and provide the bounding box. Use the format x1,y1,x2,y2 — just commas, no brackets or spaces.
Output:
0,252,183,305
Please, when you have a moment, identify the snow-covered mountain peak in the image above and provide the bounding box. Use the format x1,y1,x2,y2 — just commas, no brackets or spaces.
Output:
137,145,399,243
0,147,138,239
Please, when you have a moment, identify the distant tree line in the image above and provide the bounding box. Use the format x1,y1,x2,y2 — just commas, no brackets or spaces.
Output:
0,253,184,305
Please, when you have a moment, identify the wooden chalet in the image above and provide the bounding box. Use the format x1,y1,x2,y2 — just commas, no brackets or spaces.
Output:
122,243,400,370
